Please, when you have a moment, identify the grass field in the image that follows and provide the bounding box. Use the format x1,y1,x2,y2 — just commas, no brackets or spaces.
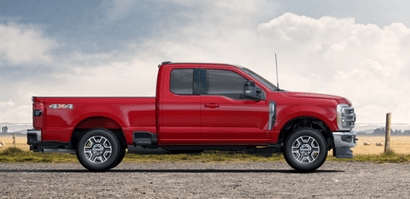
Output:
2,135,410,155
0,136,29,151
1,135,410,164
352,136,410,155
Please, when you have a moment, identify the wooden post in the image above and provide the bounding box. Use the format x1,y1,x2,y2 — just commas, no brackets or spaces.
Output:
384,113,391,153
13,134,16,145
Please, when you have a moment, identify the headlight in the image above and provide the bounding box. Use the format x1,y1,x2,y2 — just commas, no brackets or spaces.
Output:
337,104,356,131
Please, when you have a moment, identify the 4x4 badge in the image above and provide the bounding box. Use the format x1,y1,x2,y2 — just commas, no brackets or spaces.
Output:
49,104,73,109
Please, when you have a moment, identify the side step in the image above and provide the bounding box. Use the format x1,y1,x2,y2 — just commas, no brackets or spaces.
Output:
246,147,282,153
245,144,283,156
43,149,76,154
133,131,157,147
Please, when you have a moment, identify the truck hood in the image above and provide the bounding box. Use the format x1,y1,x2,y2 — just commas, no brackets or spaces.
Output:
283,92,344,100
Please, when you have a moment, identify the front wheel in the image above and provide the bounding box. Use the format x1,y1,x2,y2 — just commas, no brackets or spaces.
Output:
76,128,121,172
284,128,327,172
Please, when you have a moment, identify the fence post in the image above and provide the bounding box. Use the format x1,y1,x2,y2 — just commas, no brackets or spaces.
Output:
13,134,16,145
384,113,391,153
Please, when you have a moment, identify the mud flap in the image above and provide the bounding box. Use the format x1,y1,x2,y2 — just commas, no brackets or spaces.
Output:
333,131,357,158
333,147,354,158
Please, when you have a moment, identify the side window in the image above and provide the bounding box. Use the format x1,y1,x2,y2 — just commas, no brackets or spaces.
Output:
206,69,247,100
170,69,194,95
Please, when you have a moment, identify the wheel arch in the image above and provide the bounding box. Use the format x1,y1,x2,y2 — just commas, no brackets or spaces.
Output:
70,117,127,150
276,116,334,149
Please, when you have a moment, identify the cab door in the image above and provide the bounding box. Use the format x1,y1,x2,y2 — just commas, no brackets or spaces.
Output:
200,68,269,144
158,67,202,144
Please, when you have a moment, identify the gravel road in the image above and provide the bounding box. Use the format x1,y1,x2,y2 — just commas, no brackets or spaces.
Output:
1,161,410,198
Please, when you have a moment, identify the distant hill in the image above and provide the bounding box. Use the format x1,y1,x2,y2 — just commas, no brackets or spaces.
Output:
355,123,410,136
0,123,33,135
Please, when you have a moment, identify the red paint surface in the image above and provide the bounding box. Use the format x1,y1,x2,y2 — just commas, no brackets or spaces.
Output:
33,63,350,145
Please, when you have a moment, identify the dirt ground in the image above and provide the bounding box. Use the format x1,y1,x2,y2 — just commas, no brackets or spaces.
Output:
0,162,410,198
1,135,410,198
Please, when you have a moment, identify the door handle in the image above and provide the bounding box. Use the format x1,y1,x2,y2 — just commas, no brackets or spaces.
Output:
204,103,219,108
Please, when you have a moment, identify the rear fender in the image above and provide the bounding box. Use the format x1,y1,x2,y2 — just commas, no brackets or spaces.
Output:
72,113,127,128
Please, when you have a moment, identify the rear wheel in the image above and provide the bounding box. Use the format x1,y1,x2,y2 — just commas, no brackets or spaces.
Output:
76,128,120,171
109,146,125,169
284,128,327,172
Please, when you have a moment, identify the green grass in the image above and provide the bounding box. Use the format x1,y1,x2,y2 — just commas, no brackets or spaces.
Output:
1,147,410,164
123,152,284,163
0,147,78,163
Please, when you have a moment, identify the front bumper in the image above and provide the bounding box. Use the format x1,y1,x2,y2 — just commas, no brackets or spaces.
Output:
332,131,357,158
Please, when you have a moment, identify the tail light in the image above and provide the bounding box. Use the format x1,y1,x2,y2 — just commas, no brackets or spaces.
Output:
33,102,44,129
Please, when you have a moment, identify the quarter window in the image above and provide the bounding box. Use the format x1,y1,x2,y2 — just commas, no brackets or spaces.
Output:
170,69,194,95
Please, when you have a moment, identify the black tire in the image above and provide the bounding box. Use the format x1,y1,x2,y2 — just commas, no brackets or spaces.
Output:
109,146,125,169
76,128,120,172
283,128,327,172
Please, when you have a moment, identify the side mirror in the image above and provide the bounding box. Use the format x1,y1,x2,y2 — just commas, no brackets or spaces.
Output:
244,81,261,102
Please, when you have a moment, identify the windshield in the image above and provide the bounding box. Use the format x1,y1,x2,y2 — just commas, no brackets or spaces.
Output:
240,68,278,91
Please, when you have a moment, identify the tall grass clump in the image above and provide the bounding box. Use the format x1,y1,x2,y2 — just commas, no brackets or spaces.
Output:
0,147,26,156
0,147,78,163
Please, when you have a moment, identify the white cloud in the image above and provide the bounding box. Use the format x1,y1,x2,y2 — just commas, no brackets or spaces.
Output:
133,11,410,123
255,13,410,123
0,23,57,65
0,100,31,123
2,1,410,124
53,59,158,97
0,22,59,123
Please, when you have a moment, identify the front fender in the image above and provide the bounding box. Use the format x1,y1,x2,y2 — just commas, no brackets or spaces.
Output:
275,104,337,132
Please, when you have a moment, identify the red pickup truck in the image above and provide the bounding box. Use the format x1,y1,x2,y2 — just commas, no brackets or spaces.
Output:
27,62,356,172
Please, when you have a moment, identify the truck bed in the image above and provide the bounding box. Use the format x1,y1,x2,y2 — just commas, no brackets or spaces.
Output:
33,96,156,144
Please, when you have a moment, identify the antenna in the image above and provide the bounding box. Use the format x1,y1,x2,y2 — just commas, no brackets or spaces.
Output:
275,54,280,90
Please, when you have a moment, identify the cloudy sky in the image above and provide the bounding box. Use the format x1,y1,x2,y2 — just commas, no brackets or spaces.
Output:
1,0,410,124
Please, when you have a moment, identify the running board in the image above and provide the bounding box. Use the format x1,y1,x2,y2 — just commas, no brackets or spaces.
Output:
245,146,283,155
133,131,157,147
43,149,76,154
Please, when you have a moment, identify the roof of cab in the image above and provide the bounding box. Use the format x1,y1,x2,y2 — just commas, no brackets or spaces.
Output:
158,61,240,68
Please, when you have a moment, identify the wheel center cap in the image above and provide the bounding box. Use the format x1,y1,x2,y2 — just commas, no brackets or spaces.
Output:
92,144,104,155
299,144,312,156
